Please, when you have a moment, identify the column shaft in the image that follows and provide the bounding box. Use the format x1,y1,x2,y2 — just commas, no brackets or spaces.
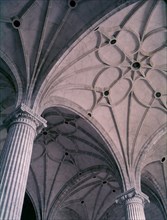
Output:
0,104,46,220
125,196,146,220
116,188,149,220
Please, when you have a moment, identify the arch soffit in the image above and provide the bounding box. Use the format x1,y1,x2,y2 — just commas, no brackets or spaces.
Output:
141,171,167,217
135,123,167,187
0,50,23,107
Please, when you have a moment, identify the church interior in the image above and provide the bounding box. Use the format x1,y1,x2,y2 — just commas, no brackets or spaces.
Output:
0,0,167,219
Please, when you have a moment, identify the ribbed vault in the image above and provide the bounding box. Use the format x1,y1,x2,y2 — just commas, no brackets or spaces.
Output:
36,0,167,190
0,0,166,219
27,107,122,220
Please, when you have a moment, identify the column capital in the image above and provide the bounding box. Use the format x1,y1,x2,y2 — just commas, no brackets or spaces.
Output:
3,103,47,131
115,188,149,205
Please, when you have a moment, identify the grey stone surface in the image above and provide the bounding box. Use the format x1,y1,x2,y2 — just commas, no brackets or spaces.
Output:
0,0,166,219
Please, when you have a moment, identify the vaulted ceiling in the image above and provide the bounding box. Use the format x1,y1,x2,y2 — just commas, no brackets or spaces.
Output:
0,0,167,219
27,107,121,220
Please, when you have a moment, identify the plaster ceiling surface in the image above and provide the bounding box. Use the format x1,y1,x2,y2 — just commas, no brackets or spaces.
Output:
0,0,167,219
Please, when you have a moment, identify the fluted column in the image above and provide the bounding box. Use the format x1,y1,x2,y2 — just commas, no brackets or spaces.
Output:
116,188,149,220
0,104,46,220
